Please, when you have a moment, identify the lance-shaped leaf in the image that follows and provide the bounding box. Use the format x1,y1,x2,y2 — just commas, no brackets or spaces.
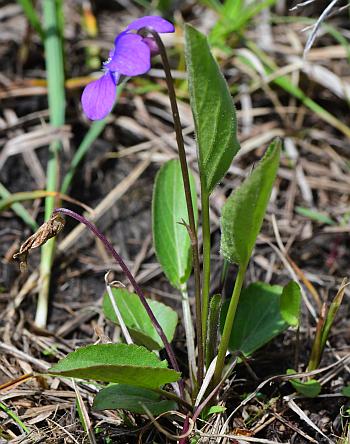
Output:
185,24,240,195
220,140,280,266
103,288,178,350
152,159,197,289
49,344,180,389
93,384,177,415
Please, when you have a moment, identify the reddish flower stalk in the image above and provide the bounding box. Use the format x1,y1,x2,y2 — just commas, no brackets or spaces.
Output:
53,207,184,397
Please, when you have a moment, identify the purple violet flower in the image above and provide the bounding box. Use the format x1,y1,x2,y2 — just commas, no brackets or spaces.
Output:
81,16,175,120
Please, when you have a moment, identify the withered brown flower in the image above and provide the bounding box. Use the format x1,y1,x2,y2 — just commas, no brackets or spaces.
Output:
13,214,65,271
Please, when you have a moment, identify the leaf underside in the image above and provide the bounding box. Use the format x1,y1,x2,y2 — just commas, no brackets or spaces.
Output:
93,383,177,415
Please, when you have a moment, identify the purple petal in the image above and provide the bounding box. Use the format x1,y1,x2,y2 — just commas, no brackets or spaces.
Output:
126,16,175,33
81,72,117,120
106,33,151,76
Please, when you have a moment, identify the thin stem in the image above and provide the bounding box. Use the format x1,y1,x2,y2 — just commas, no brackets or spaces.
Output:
212,265,247,388
144,29,204,386
53,208,184,397
104,272,133,345
36,0,65,327
181,285,196,391
201,189,211,353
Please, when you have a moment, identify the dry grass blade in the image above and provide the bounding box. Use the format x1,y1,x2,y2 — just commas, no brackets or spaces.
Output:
73,381,97,444
0,373,33,392
285,397,334,443
0,125,72,170
303,0,340,57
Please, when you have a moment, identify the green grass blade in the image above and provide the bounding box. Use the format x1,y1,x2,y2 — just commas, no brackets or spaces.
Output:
0,401,30,434
295,206,335,225
17,0,44,41
320,279,348,352
61,119,106,194
0,182,38,230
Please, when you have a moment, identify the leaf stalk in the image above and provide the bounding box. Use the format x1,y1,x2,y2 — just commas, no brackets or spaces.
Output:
201,189,211,354
212,264,247,387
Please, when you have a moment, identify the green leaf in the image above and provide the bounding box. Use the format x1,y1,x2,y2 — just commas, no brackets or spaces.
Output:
280,281,302,327
210,0,277,45
220,140,280,266
152,159,197,289
18,0,45,41
0,182,38,230
185,25,240,195
341,385,350,397
221,282,288,356
49,344,180,389
206,405,226,415
93,384,177,415
295,207,335,226
287,370,321,398
103,288,178,350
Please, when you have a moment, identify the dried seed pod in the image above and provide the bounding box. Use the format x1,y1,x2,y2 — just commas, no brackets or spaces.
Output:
13,214,65,271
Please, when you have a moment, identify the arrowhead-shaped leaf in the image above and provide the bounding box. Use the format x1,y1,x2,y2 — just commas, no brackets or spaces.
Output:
152,159,197,289
220,140,280,266
93,384,177,415
103,288,178,350
49,344,180,389
221,282,289,356
185,24,240,195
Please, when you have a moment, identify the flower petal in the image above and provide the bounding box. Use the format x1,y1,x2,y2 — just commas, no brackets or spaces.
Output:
81,72,117,120
126,16,175,33
106,33,151,76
